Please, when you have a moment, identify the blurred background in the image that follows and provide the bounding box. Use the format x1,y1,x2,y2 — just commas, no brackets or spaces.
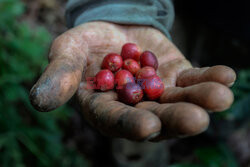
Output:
0,0,249,167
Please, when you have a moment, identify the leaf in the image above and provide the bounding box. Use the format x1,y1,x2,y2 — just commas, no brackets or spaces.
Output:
0,0,24,20
216,69,250,120
194,143,238,167
17,134,50,166
0,134,8,148
227,94,250,121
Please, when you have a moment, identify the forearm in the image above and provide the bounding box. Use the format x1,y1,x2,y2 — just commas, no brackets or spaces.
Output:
65,0,175,39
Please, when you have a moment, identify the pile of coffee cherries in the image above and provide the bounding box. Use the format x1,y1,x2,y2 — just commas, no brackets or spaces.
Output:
93,43,164,105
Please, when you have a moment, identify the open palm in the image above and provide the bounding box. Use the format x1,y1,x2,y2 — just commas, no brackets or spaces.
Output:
30,22,236,141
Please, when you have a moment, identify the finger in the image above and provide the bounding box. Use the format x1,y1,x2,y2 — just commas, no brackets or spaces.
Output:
177,65,236,87
136,102,209,140
160,82,234,112
30,30,88,112
158,58,192,87
77,87,161,141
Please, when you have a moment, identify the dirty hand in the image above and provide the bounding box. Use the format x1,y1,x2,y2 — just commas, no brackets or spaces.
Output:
30,22,236,141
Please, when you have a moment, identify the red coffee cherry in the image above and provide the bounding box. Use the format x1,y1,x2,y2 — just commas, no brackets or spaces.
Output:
142,75,164,100
136,66,156,80
117,83,143,105
102,53,123,72
140,51,158,70
95,69,115,91
115,70,135,89
121,43,141,61
123,59,141,75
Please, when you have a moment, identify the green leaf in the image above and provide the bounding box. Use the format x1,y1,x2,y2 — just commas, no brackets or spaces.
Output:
0,0,24,20
194,143,238,167
17,134,50,166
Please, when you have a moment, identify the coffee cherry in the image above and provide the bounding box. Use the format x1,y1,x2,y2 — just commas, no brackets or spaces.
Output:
95,43,164,104
117,83,143,105
115,70,135,89
123,59,140,75
136,66,156,80
102,53,123,72
142,75,164,100
121,43,141,61
95,69,114,91
140,51,158,70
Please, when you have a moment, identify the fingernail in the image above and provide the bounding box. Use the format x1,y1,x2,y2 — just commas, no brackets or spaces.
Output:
228,81,235,87
144,131,160,141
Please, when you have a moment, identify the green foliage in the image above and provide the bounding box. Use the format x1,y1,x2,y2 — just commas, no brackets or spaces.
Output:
170,143,238,167
216,69,250,122
0,0,89,166
194,143,238,167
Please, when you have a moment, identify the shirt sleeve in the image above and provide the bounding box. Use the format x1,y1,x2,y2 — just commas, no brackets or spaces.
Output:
65,0,175,39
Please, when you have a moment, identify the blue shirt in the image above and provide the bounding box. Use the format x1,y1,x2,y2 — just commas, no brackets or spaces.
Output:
65,0,175,39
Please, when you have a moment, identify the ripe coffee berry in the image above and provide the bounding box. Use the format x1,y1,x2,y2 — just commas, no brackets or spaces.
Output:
123,59,140,75
115,70,134,89
121,43,141,61
117,82,143,105
95,69,114,91
136,66,156,80
142,75,164,100
102,53,123,72
140,51,158,70
94,43,164,104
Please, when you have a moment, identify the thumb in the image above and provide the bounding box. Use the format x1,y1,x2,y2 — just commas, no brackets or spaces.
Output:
30,31,87,112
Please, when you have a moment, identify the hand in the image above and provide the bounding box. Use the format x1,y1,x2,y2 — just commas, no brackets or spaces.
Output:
30,21,236,141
